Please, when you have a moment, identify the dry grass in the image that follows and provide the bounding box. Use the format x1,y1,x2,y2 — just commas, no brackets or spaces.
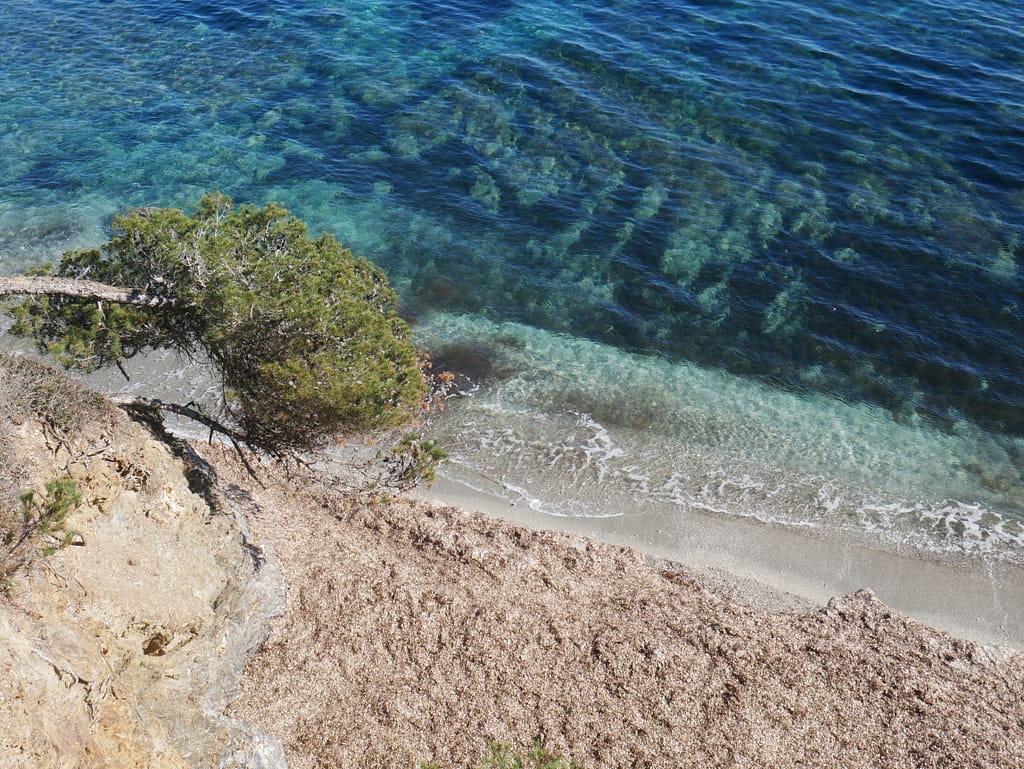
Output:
0,352,111,433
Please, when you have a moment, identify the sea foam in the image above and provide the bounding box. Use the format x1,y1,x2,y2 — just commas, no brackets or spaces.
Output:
417,312,1024,563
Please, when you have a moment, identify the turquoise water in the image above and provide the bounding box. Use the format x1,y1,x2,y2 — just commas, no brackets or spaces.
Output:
2,0,1023,560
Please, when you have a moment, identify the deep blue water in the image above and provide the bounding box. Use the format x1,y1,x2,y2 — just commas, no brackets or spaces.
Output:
2,0,1024,558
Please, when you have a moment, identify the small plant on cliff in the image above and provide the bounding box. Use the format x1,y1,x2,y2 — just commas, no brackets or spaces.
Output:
385,434,449,488
2,477,82,592
2,193,430,462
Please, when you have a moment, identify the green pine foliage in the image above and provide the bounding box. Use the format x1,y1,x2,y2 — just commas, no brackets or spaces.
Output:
11,193,425,454
17,478,81,556
2,477,81,592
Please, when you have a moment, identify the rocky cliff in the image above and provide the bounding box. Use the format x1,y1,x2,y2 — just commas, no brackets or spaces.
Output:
0,357,284,768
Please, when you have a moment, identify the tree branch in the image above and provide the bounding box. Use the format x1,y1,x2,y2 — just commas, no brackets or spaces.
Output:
0,276,174,308
111,395,266,483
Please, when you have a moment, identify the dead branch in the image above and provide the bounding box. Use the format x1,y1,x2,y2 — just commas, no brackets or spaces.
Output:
0,276,174,309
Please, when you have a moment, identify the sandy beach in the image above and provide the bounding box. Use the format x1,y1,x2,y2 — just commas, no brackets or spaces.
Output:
210,446,1024,769
3,363,1023,768
418,475,1024,650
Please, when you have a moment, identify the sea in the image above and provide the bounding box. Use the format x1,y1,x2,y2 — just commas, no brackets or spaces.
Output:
1,0,1022,565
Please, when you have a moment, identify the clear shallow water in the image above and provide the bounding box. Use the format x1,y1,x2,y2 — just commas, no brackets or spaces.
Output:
417,314,1024,563
2,0,1023,561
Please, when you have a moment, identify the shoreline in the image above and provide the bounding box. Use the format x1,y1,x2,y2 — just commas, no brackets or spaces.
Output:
223,446,1024,768
415,472,1024,650
6,355,1023,768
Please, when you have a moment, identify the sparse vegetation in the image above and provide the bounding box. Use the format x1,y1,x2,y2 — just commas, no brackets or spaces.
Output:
422,741,585,769
0,354,99,592
0,353,111,433
385,434,449,488
2,477,82,592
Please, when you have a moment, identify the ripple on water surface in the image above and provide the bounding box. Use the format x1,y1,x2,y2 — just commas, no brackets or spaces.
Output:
417,313,1024,564
1,0,1023,560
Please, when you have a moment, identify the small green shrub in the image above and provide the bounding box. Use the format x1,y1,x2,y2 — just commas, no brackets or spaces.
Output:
1,477,81,592
422,740,585,769
383,433,449,490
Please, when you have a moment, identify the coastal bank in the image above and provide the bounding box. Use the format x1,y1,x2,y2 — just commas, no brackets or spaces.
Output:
2,363,1023,768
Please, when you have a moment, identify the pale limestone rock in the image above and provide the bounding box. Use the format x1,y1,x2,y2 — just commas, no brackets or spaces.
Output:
1,400,283,768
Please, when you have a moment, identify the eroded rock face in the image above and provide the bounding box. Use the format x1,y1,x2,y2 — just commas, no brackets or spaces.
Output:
0,400,284,768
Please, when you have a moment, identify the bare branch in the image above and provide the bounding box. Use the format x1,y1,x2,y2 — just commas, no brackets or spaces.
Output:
112,395,266,484
0,276,174,309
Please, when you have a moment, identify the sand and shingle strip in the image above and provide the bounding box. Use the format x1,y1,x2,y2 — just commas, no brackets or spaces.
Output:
210,448,1024,769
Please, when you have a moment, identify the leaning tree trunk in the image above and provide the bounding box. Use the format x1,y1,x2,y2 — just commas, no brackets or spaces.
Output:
0,276,173,308
0,274,257,465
